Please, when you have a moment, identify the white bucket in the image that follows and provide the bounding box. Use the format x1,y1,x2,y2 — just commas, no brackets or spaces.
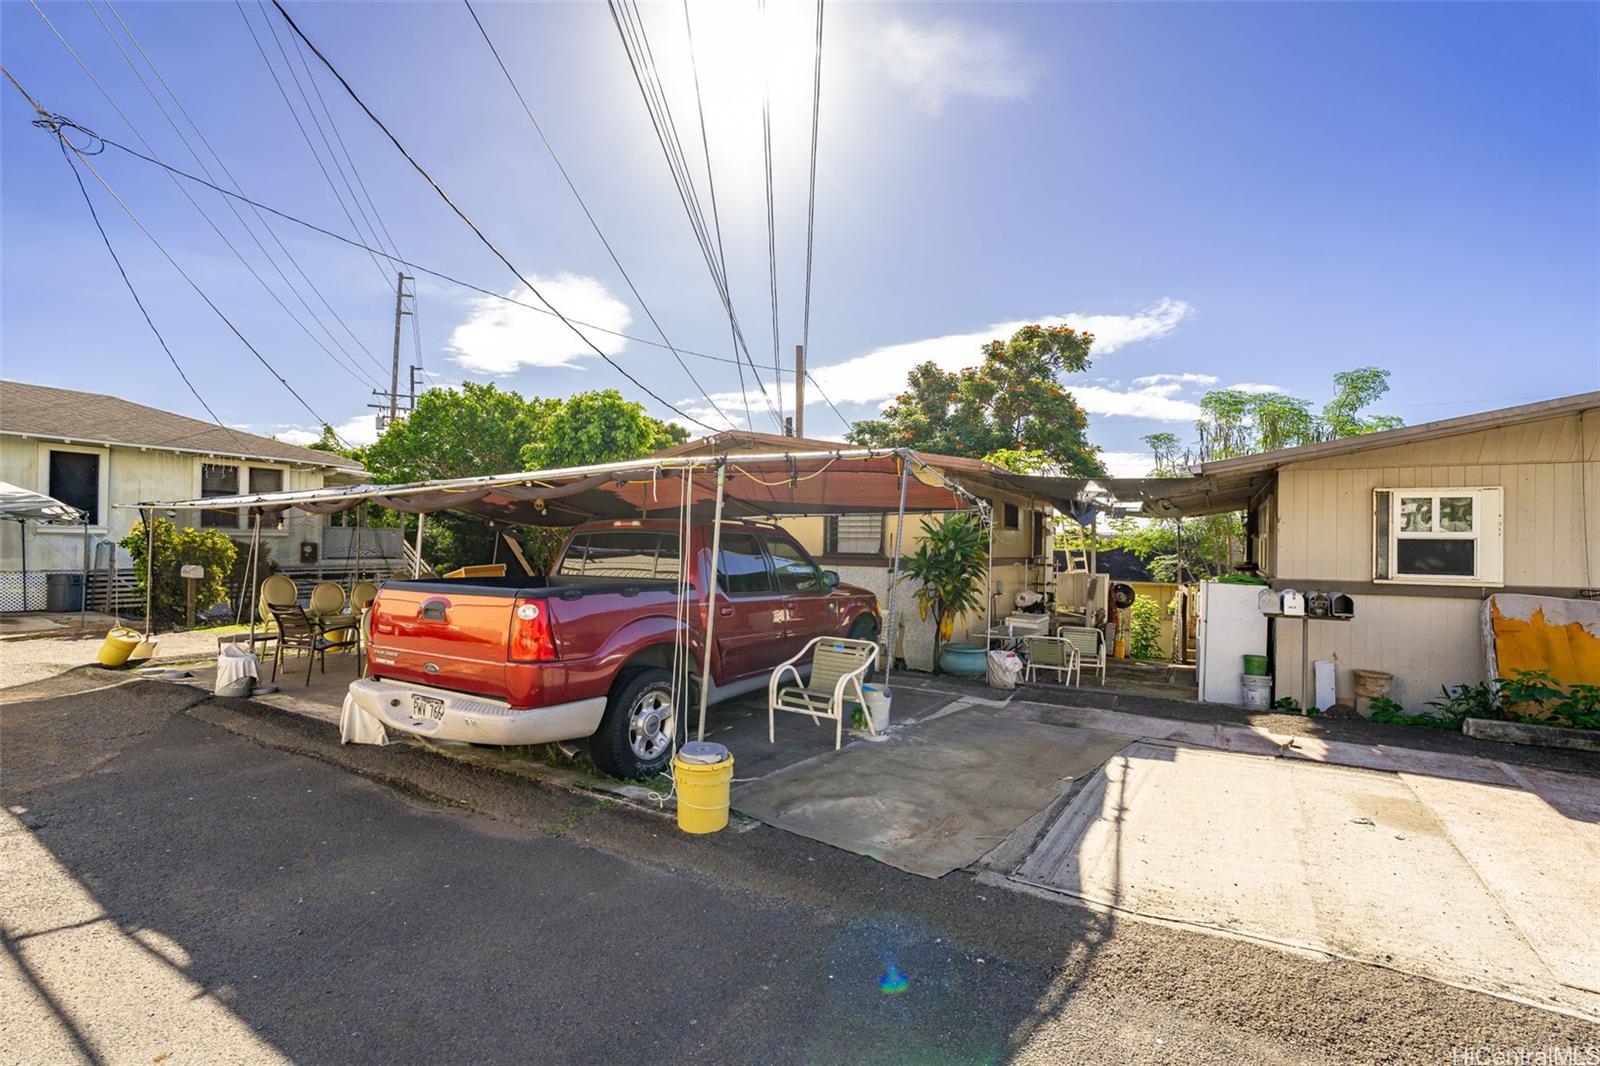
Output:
862,684,892,732
1241,674,1272,711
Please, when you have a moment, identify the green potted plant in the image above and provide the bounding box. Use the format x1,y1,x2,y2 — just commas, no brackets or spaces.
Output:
897,512,989,675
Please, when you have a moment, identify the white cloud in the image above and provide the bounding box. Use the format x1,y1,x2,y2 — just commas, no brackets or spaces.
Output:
1225,381,1285,395
446,276,631,374
1133,372,1218,390
272,412,382,449
677,300,1198,428
1071,384,1202,422
1099,450,1159,478
876,17,1035,115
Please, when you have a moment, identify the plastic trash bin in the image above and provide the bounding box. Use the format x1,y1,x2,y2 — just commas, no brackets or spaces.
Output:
45,572,84,612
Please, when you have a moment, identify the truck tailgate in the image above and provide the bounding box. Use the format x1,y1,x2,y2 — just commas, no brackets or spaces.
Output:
367,585,511,699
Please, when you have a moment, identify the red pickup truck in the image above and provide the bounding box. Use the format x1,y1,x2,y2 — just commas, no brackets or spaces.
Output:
349,519,881,778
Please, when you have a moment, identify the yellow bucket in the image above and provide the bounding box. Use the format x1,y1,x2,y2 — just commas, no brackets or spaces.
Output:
673,746,733,835
96,627,143,667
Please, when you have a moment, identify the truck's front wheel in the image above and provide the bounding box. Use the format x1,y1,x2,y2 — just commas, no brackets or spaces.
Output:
591,668,679,780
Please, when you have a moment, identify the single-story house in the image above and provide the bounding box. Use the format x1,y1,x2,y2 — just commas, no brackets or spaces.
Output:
0,380,365,610
652,430,1064,670
1194,392,1599,708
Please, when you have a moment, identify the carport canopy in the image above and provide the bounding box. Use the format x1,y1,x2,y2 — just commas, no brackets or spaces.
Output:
132,448,981,525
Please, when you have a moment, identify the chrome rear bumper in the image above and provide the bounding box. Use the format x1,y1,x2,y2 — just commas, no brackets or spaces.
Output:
346,677,606,746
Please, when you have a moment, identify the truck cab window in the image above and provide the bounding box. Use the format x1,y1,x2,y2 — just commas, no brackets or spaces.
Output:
717,532,774,595
764,536,824,593
557,531,679,579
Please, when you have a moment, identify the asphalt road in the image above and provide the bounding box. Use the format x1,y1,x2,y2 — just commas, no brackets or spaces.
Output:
3,679,1597,1065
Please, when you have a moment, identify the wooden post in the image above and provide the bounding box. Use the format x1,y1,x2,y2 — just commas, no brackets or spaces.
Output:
794,344,805,438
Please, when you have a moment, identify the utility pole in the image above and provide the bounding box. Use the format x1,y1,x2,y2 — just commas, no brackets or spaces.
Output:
409,364,421,410
369,272,415,431
793,343,806,438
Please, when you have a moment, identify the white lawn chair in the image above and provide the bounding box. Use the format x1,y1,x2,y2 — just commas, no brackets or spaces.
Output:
768,636,880,750
1056,625,1107,685
1024,635,1079,685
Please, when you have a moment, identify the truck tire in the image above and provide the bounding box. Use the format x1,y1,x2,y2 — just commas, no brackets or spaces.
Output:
591,667,679,780
848,615,878,641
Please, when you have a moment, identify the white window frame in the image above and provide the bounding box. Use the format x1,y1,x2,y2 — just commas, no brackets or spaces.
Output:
35,442,109,533
1373,486,1503,587
194,461,290,534
825,513,884,557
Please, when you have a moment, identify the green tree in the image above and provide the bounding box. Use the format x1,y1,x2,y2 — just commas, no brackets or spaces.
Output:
849,324,1104,475
361,383,687,573
896,512,989,664
122,518,236,628
519,389,687,469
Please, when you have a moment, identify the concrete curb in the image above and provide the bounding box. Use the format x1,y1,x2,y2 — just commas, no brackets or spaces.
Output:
1463,717,1600,752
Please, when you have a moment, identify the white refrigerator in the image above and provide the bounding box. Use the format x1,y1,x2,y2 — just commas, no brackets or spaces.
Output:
1196,581,1269,706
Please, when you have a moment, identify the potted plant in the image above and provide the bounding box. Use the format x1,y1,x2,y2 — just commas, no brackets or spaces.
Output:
897,512,989,675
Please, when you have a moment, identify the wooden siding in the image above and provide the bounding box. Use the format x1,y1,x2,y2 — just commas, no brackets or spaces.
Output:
1274,412,1594,588
1274,596,1485,710
1266,409,1598,709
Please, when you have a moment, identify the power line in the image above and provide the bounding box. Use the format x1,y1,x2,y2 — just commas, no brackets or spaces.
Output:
92,0,390,382
681,0,750,431
758,0,782,428
43,121,783,377
271,0,721,433
800,0,837,430
233,0,393,287
463,0,732,430
608,0,782,430
27,0,383,391
56,122,351,444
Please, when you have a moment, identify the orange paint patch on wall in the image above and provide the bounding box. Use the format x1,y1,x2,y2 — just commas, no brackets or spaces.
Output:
1488,602,1600,688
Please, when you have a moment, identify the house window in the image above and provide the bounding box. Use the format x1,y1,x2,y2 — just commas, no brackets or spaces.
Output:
1032,510,1047,558
249,468,284,531
824,514,882,556
1002,502,1020,530
1374,488,1503,585
200,463,240,528
47,450,100,525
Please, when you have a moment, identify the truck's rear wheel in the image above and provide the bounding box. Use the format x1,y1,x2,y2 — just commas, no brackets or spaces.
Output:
591,668,679,780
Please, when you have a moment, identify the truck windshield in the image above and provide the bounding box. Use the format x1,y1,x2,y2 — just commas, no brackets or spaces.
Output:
556,531,680,580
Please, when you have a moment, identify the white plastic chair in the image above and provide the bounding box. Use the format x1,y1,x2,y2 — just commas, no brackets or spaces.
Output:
1024,635,1079,685
1056,625,1107,685
768,636,880,750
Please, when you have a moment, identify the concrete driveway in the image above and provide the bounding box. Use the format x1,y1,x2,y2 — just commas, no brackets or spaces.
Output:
1005,737,1600,1021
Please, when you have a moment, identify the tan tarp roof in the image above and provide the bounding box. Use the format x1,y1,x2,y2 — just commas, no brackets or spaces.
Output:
135,449,979,526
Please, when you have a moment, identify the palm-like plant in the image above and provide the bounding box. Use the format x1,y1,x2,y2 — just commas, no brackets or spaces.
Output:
897,512,989,662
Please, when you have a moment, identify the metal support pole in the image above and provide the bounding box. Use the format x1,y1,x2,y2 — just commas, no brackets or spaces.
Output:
350,507,363,595
389,271,406,423
143,506,155,639
18,518,27,612
247,511,262,654
80,517,89,627
984,507,995,638
695,462,726,742
882,453,909,686
412,512,426,578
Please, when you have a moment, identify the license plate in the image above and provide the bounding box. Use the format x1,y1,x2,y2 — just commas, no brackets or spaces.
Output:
410,694,446,721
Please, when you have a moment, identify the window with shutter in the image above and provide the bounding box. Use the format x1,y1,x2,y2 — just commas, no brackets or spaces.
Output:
824,513,883,556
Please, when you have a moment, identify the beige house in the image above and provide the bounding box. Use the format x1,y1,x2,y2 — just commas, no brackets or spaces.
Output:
1189,392,1600,709
0,380,364,609
654,430,1062,670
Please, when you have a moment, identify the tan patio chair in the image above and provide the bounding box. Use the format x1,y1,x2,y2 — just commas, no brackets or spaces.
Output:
308,580,347,619
1056,625,1107,685
350,581,379,612
1024,635,1079,686
257,573,298,625
768,636,880,751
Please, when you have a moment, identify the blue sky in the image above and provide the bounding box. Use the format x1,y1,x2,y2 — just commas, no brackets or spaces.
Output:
3,1,1596,474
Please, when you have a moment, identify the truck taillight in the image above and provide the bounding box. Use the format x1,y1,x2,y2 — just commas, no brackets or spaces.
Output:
509,599,557,662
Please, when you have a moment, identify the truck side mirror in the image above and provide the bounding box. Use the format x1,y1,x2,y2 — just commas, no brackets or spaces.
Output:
822,569,840,589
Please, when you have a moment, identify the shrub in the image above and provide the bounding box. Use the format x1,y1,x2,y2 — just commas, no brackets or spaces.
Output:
121,518,236,628
1126,596,1163,661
